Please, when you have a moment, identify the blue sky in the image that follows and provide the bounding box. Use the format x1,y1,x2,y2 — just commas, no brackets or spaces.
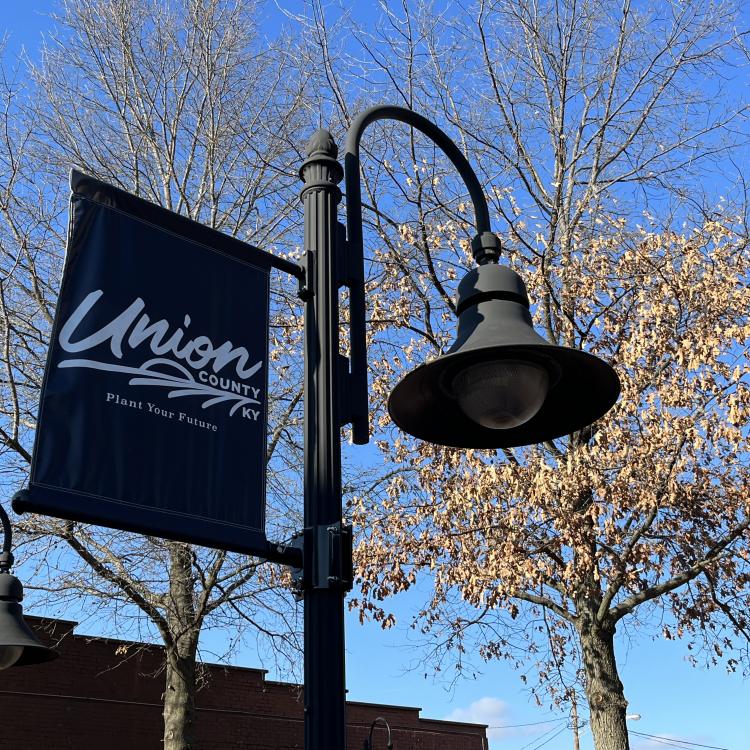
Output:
2,2,749,750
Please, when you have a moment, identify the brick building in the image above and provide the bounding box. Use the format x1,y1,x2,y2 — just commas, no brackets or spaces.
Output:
0,617,488,749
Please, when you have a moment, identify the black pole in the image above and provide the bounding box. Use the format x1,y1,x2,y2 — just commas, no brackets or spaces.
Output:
299,129,350,750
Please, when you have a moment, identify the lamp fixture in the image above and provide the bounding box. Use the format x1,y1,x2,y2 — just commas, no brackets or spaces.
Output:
0,499,58,668
388,262,620,448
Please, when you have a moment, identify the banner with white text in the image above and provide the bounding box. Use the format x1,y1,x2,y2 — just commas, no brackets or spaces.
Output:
19,172,274,554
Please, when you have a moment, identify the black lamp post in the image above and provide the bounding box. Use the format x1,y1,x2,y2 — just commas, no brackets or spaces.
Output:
0,502,57,668
297,104,620,750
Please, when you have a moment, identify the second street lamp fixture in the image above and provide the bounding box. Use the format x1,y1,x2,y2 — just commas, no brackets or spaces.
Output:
343,105,620,449
0,501,57,669
363,717,394,750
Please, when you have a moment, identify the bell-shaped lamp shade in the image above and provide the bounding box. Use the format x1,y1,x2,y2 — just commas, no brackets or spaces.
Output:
388,263,620,449
453,359,549,430
0,574,58,668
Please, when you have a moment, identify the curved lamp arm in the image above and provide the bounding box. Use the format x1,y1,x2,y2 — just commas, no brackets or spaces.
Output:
363,716,393,750
344,105,499,262
343,105,502,445
0,502,13,573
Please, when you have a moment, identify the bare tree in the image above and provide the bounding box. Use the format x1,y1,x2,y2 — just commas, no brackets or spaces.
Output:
0,1,313,747
290,3,750,750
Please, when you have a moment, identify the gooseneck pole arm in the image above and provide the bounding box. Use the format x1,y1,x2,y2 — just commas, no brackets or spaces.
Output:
344,105,500,267
344,105,502,445
0,503,14,573
364,716,394,750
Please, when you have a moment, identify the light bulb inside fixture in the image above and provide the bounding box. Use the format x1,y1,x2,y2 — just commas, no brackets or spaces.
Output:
452,358,549,430
0,644,23,670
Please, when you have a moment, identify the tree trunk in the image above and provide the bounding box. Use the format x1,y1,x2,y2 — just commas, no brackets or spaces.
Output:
578,619,630,750
164,644,198,750
163,543,199,750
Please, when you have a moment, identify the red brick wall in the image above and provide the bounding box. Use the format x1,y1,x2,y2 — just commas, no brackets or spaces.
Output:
0,618,487,750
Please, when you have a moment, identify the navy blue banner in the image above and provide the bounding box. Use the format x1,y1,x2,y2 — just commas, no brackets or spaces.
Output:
19,172,277,554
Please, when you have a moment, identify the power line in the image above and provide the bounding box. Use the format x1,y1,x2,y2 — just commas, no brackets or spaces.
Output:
514,722,565,750
491,718,566,729
629,730,730,750
529,726,568,750
628,735,704,750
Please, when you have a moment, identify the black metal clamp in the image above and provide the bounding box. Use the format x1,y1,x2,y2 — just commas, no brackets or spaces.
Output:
291,523,353,599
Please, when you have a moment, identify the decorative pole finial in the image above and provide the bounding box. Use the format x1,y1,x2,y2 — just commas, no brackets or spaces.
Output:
300,128,343,188
306,129,339,159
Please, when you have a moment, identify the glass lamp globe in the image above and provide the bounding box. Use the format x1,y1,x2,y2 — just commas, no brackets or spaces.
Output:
452,359,549,429
0,645,23,670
